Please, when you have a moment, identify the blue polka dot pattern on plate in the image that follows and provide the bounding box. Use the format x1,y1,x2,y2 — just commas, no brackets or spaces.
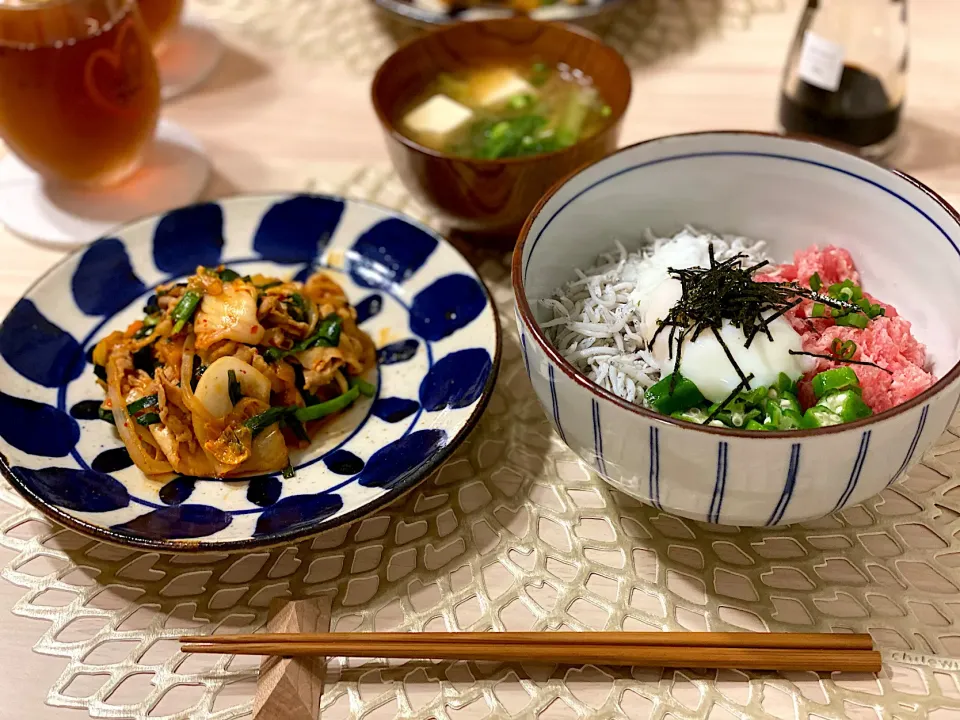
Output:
372,397,420,423
0,193,499,551
355,294,383,324
358,429,447,490
91,448,134,474
254,195,344,264
112,505,232,541
0,391,79,457
159,477,196,506
349,217,438,289
323,449,365,475
0,300,85,388
72,238,147,317
255,492,343,536
69,400,103,421
153,203,224,275
247,476,283,507
410,274,487,341
420,348,494,411
377,339,419,365
13,467,130,513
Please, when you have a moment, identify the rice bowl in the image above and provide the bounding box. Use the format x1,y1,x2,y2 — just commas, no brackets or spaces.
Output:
513,131,960,526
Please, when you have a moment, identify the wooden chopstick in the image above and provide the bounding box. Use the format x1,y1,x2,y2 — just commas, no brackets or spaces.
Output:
180,631,874,651
180,640,882,672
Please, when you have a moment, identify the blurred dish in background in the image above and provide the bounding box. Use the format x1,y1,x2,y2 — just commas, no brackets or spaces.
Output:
373,0,627,29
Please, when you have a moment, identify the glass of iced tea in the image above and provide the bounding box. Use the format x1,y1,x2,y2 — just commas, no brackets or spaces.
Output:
0,0,162,188
138,0,184,50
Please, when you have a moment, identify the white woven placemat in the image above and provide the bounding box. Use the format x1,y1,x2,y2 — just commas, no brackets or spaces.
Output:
1,162,959,720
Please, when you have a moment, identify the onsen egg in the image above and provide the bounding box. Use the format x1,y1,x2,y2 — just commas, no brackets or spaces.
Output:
639,277,815,403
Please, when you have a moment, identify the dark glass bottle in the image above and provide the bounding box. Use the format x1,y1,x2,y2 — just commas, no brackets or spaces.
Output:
778,0,908,160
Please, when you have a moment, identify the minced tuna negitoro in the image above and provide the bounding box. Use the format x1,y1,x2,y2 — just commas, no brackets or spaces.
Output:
757,246,935,414
542,229,936,431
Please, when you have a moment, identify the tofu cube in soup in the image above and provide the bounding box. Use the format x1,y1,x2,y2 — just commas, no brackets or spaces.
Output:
471,68,537,108
403,94,474,137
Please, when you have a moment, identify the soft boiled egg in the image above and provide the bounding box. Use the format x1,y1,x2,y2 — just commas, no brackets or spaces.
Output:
639,277,815,403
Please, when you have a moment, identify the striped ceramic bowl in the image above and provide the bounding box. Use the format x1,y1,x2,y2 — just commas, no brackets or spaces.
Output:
512,131,960,526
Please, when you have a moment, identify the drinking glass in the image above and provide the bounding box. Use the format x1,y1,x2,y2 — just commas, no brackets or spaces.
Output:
0,0,162,188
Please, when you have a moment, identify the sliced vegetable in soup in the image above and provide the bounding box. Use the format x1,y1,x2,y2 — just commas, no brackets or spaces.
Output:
399,62,612,160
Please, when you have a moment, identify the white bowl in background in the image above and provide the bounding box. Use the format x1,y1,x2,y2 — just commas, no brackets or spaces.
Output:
512,131,960,526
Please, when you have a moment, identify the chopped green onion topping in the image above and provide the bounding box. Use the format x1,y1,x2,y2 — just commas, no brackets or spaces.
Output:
835,312,869,329
809,272,822,292
831,338,857,360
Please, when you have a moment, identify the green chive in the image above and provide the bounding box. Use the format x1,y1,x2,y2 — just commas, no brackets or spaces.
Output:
134,314,160,339
809,272,822,292
243,407,290,437
126,394,159,414
263,347,284,363
294,386,360,424
135,412,161,426
351,377,377,398
227,369,242,406
98,406,115,424
811,303,826,318
284,414,310,443
218,268,241,282
262,314,343,362
171,290,202,333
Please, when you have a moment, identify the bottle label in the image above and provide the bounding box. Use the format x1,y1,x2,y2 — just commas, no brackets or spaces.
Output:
797,30,845,92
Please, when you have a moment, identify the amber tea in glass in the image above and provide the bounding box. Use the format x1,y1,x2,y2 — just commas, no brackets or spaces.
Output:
0,0,162,187
138,0,184,49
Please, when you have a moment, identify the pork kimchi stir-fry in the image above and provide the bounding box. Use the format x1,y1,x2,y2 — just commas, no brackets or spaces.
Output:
92,267,377,480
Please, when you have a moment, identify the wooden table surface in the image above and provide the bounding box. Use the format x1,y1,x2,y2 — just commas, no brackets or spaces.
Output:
1,1,958,716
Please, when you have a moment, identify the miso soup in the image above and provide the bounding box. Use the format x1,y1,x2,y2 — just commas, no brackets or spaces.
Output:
398,61,612,160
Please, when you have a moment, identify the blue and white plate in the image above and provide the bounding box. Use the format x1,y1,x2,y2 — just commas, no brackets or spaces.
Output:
0,194,500,551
